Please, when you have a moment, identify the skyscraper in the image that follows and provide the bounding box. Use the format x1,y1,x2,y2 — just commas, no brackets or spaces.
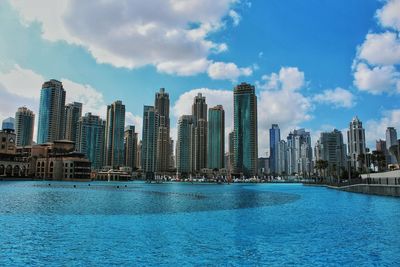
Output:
278,140,288,175
192,93,208,172
233,82,258,177
2,117,15,131
15,107,35,147
347,116,366,170
386,127,398,164
104,101,125,167
37,79,66,144
287,129,312,175
64,102,82,143
315,129,346,176
269,124,280,175
124,125,138,170
176,115,195,176
141,105,158,177
207,105,225,170
155,88,170,173
77,113,105,170
228,131,235,173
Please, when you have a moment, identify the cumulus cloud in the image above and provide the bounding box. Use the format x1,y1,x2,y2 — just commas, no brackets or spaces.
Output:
357,32,400,66
352,0,400,95
9,0,246,79
207,62,253,81
257,67,305,91
365,109,400,148
376,0,400,31
313,87,355,108
353,63,400,94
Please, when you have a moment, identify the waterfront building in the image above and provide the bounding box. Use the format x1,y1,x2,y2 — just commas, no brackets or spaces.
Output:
347,116,366,170
207,105,225,170
124,125,138,170
37,79,66,144
76,113,105,170
233,83,258,177
155,88,171,173
169,138,175,170
315,129,346,176
192,93,208,172
2,117,15,131
64,102,82,143
137,140,142,170
33,140,90,180
386,127,398,164
228,131,234,173
287,129,312,175
15,107,35,147
269,124,280,175
104,101,125,168
142,105,158,178
376,139,389,170
0,129,16,155
258,157,269,176
176,115,195,177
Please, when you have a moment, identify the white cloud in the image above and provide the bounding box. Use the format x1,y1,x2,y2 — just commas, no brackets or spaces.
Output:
376,0,400,31
207,62,253,81
229,10,241,26
357,32,400,66
353,63,400,94
365,109,400,148
258,67,305,91
313,87,355,108
10,0,240,78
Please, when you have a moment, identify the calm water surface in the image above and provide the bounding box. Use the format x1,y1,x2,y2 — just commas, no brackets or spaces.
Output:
0,181,399,266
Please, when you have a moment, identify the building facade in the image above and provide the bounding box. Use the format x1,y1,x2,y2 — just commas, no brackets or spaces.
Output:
347,116,366,170
124,125,138,170
233,83,258,177
287,129,312,175
104,101,125,167
2,117,15,131
176,115,195,177
207,105,225,170
15,107,35,147
141,105,158,177
37,79,66,144
76,113,105,170
315,129,346,176
192,93,208,172
155,88,171,173
269,124,280,175
386,127,398,165
64,102,82,143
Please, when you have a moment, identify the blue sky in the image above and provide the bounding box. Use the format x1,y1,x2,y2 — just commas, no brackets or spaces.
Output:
0,0,399,155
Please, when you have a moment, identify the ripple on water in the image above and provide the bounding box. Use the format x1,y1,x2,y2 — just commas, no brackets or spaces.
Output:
0,182,301,215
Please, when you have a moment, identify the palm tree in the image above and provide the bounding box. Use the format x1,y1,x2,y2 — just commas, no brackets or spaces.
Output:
315,160,329,183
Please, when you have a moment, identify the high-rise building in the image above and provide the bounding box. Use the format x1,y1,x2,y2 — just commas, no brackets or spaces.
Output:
176,115,195,176
315,129,346,176
169,138,175,170
2,117,15,131
155,88,170,173
269,124,280,175
386,127,398,164
233,82,258,177
104,101,125,167
64,102,82,143
278,140,288,175
37,79,66,144
228,131,235,173
347,116,366,170
192,93,208,172
137,140,142,170
287,129,312,175
376,139,389,171
207,105,225,170
141,106,158,177
77,113,105,170
15,107,35,147
124,125,138,170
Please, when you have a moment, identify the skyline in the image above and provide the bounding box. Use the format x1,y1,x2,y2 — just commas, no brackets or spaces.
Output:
0,0,400,155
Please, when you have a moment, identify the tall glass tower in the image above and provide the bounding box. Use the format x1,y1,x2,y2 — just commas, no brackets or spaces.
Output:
192,93,208,172
37,79,66,144
77,113,105,170
207,105,225,170
15,107,35,146
269,124,280,175
104,101,125,168
2,117,15,131
233,82,258,177
347,116,366,170
124,125,138,170
176,115,195,176
155,88,170,173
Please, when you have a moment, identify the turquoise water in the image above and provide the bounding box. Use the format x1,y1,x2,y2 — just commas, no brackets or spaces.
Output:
0,181,399,266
